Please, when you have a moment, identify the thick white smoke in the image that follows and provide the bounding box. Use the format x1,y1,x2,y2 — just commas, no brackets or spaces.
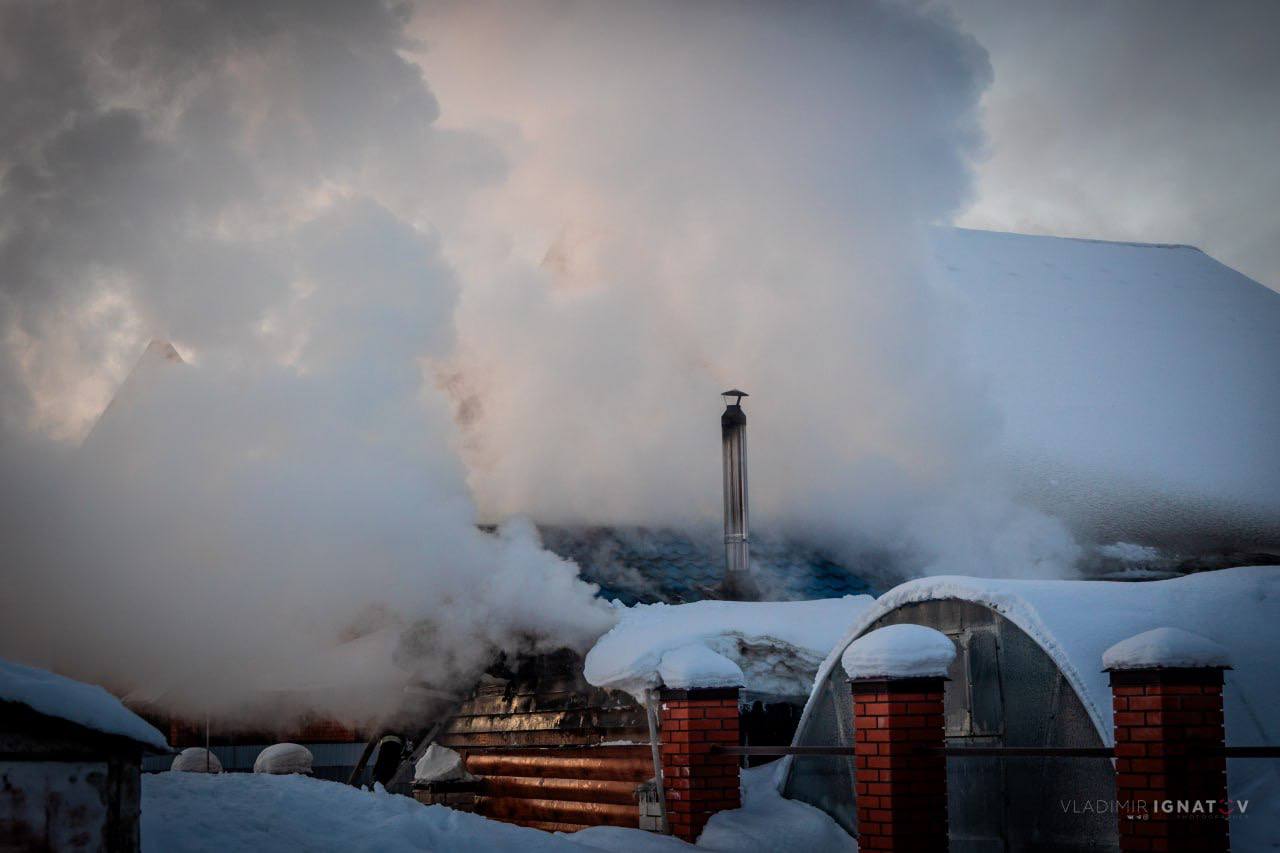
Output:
0,0,1090,723
0,0,615,723
419,1,1079,576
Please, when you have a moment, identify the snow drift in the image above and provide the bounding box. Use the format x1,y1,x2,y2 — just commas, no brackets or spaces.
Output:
141,761,853,852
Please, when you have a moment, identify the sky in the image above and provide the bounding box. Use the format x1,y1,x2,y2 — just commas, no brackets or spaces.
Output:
0,0,1275,720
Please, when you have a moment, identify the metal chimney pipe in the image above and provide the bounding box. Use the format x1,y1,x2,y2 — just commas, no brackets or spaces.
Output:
720,390,758,600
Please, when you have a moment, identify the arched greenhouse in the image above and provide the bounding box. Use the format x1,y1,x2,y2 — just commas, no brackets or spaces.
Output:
781,567,1280,852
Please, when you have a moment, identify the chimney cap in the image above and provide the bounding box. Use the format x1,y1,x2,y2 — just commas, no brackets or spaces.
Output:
721,389,749,405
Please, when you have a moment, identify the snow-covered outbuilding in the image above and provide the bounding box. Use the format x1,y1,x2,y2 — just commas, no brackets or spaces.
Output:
0,658,170,851
783,566,1280,852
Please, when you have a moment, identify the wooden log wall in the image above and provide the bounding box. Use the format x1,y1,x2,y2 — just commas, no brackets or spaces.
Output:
430,650,653,832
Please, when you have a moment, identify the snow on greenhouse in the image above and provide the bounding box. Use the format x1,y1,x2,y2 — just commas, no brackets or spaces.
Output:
784,566,1280,850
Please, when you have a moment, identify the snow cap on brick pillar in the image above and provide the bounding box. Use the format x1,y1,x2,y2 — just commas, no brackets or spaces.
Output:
843,624,955,853
1104,627,1232,853
657,645,743,843
842,623,957,681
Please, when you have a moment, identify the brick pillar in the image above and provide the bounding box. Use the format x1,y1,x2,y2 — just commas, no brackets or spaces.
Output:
1109,667,1229,853
850,677,949,853
659,687,741,842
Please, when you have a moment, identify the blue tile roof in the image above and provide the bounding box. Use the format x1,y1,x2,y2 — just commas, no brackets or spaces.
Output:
537,526,875,605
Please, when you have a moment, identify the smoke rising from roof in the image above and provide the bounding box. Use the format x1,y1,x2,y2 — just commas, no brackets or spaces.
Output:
420,1,1085,575
0,0,617,721
2,0,1271,722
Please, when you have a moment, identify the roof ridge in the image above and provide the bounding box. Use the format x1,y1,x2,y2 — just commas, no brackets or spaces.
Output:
945,225,1203,253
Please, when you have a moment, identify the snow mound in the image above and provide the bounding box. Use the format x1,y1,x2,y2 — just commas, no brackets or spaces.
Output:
841,624,955,680
172,748,223,774
142,763,854,852
253,743,313,775
584,596,874,701
414,744,475,784
1102,627,1230,671
696,762,858,852
658,644,745,691
0,656,169,750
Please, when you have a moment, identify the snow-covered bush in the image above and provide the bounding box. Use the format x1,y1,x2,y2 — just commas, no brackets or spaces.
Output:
253,743,313,775
171,747,222,773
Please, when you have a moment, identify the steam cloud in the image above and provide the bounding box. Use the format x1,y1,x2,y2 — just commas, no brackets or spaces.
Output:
422,1,1080,575
0,0,617,723
0,0,1093,722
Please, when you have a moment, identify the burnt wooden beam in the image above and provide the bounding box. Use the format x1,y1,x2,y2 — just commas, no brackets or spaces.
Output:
473,795,637,828
481,775,638,806
464,749,652,783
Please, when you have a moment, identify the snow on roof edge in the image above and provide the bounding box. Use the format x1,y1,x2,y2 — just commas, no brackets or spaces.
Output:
0,658,170,751
947,225,1204,254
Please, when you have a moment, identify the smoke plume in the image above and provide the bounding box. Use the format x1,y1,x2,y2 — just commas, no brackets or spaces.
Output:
0,0,617,722
420,1,1079,575
0,0,1109,721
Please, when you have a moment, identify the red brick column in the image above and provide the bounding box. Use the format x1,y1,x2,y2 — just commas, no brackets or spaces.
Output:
850,677,949,852
659,687,741,842
1109,667,1229,853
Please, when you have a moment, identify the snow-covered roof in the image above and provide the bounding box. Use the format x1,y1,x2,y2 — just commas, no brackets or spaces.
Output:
794,567,1280,846
0,657,169,750
538,526,874,605
932,228,1280,549
584,595,875,701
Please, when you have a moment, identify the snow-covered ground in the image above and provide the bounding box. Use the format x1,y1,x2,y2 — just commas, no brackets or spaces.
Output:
141,762,856,852
584,596,874,701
